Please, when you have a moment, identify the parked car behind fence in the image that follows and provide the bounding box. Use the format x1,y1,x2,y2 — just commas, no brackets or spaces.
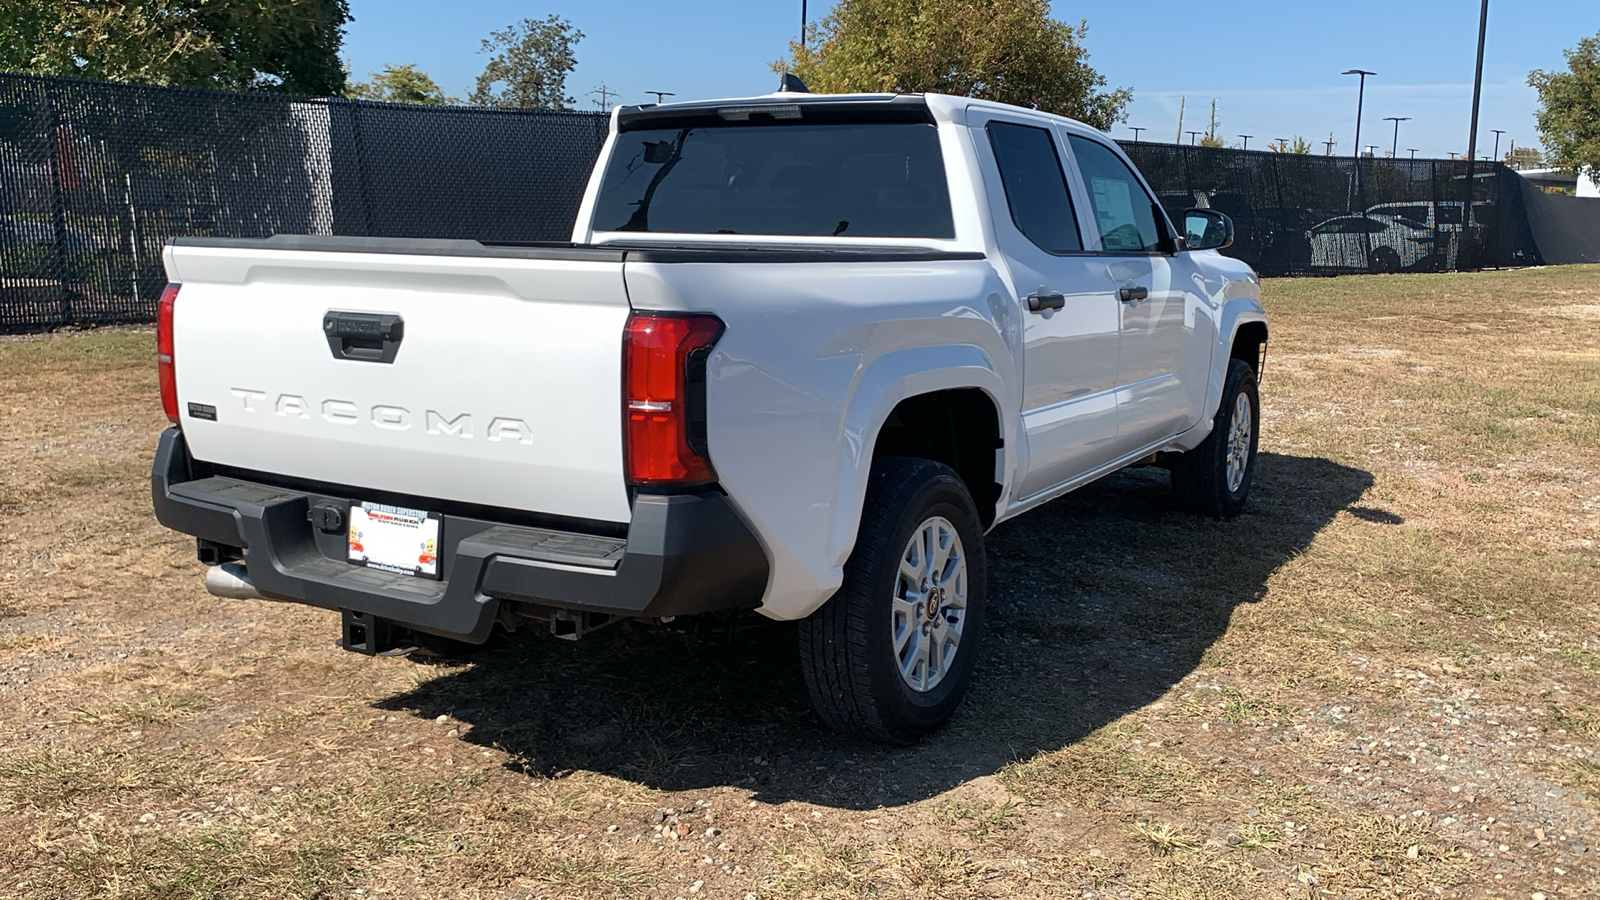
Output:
1307,214,1451,274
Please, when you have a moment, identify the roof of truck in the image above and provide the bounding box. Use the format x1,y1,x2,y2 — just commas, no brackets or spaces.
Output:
614,90,1097,135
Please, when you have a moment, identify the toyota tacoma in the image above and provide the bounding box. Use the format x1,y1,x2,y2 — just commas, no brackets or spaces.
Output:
150,87,1267,744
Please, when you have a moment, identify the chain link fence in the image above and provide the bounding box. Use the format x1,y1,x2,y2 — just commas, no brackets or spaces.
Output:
0,73,1543,331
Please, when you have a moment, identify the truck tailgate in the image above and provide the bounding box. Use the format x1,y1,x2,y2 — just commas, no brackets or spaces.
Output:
164,240,632,524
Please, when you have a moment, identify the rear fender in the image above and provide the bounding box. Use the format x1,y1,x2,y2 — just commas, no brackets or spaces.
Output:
826,345,1010,576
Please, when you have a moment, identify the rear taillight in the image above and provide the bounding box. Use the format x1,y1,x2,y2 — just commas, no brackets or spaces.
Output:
623,312,723,486
157,283,179,423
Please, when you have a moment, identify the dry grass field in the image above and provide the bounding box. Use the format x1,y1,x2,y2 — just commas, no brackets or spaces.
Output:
1,266,1598,899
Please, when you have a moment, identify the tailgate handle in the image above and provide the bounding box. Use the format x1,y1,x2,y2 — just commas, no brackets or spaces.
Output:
324,311,404,364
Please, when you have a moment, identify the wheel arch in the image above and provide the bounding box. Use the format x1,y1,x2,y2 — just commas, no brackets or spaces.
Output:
1231,319,1269,376
826,345,1012,576
871,387,1003,529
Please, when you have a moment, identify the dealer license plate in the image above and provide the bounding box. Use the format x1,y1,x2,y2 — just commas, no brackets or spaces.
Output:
347,503,442,579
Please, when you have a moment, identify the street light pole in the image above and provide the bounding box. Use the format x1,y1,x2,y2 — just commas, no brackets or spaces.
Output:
1187,131,1202,146
1239,134,1253,151
1461,0,1489,268
1342,69,1375,159
1343,69,1376,209
1384,116,1411,158
1408,149,1419,160
1491,129,1506,161
801,0,807,49
1129,126,1145,144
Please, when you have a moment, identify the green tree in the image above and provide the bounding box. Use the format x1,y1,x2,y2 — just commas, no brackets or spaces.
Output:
0,0,350,95
1529,31,1600,186
347,63,452,104
1505,145,1543,169
773,0,1129,130
469,15,582,110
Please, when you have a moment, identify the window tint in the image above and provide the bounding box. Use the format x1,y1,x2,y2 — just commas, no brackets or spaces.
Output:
592,123,954,238
1067,135,1165,253
985,122,1082,253
1331,219,1384,234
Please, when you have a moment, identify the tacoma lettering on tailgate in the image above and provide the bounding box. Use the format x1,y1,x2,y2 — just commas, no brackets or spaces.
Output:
225,389,533,444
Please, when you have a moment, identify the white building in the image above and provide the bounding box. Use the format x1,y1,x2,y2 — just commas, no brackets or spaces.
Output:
1579,166,1599,199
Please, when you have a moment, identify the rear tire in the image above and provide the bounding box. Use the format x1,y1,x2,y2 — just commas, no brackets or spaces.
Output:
1171,359,1259,519
799,457,986,745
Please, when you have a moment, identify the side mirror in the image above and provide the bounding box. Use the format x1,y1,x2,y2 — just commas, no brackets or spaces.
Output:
1183,208,1234,251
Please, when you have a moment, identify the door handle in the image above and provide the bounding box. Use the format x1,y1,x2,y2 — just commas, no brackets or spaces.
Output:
1026,287,1066,313
1118,285,1149,303
324,311,404,363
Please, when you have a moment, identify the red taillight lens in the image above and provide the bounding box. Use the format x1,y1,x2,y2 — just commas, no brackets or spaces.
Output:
157,283,179,423
623,312,723,486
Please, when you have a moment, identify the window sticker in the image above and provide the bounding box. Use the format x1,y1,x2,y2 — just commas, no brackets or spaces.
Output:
1090,176,1142,251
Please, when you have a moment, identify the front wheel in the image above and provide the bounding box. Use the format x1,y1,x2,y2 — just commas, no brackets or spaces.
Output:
1369,246,1402,273
1171,359,1260,518
799,457,986,745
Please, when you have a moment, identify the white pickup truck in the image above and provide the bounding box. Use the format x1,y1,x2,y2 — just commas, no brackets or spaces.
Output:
151,88,1267,744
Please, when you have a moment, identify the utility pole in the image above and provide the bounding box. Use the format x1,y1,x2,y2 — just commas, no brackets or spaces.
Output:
1175,96,1185,144
1461,0,1489,267
1129,126,1145,144
645,91,676,104
1325,133,1336,156
1239,135,1253,151
1208,98,1217,143
1187,131,1202,146
1491,129,1506,161
591,83,616,111
1384,116,1411,158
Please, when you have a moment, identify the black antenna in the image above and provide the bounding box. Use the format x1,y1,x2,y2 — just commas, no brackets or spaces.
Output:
778,73,811,93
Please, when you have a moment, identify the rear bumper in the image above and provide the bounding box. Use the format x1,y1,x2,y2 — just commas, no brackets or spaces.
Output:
150,428,769,642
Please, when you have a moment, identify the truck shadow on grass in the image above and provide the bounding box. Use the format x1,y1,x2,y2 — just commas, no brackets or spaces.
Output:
378,452,1373,809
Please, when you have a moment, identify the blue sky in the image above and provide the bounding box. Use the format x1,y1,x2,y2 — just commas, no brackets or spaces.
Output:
344,1,1600,159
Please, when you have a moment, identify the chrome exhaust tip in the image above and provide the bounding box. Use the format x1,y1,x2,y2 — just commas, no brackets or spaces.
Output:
204,563,263,601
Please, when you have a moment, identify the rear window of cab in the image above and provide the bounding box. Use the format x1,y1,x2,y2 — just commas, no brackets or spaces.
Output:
593,122,955,239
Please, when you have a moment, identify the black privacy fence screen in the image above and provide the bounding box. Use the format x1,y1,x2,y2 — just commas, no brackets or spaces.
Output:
0,72,1548,331
0,73,607,330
